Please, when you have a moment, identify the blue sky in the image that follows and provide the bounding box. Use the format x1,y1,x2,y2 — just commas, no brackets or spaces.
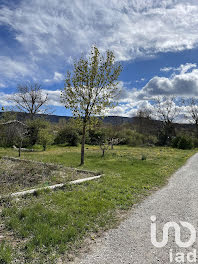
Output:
1,0,198,117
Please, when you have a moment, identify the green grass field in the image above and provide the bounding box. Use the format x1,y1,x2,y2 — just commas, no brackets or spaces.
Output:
0,145,196,263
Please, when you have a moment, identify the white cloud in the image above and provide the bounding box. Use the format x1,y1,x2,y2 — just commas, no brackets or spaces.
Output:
178,63,197,74
160,63,197,74
42,89,62,106
160,66,175,72
54,72,64,82
106,105,129,117
0,92,13,107
44,72,64,83
139,64,198,98
135,78,145,83
0,83,6,88
0,56,35,80
108,63,198,118
0,0,198,83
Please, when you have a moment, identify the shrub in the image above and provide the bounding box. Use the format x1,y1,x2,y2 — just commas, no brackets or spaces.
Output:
55,127,80,146
88,129,106,145
117,129,144,146
142,134,158,146
26,119,49,146
171,136,181,148
157,132,169,146
193,138,198,148
172,136,193,150
37,129,54,151
178,137,193,150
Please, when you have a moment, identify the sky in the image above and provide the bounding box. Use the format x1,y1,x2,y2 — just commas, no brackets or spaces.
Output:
1,0,198,118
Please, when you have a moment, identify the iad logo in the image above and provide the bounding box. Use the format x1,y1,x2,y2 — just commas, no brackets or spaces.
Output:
151,215,196,248
150,215,197,263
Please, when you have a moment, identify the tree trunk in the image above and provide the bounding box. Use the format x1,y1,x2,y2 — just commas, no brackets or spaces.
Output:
196,122,198,138
19,141,22,157
102,149,105,157
80,121,86,165
30,112,34,120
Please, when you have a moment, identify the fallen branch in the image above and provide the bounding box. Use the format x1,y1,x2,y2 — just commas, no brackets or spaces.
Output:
13,146,35,152
0,175,103,199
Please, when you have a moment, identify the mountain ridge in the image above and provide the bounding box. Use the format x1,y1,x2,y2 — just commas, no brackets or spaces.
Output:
0,111,194,129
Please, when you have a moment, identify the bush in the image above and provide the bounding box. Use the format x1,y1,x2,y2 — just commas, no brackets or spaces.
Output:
172,136,193,150
37,129,54,151
171,136,181,148
178,137,193,150
26,119,49,146
193,138,198,148
157,132,170,146
117,129,144,146
142,134,158,146
88,129,107,145
55,127,80,146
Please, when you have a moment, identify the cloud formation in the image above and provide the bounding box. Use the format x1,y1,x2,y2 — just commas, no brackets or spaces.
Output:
160,63,197,74
0,83,6,88
1,0,198,82
1,1,198,121
140,63,198,98
0,56,36,80
0,92,12,107
44,72,64,83
108,63,198,118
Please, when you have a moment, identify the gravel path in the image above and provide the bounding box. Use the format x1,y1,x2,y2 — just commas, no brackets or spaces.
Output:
74,153,198,264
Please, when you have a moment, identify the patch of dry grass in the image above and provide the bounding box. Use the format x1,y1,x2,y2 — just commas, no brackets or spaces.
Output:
0,157,96,196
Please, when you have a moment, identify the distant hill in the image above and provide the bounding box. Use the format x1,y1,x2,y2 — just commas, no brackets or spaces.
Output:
0,111,195,131
0,111,69,123
0,111,135,125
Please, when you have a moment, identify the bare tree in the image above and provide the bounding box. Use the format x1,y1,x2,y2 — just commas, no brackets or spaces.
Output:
184,98,198,137
136,107,152,134
11,83,48,120
152,96,180,145
137,108,152,119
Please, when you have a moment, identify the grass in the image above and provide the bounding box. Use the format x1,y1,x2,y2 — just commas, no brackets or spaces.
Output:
0,242,12,264
0,145,196,263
